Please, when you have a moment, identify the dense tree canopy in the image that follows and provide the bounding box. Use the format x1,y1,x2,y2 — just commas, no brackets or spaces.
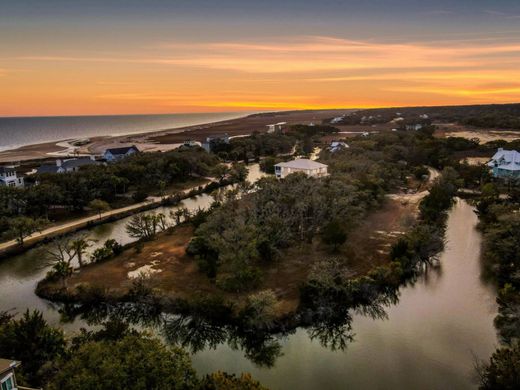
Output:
48,335,199,390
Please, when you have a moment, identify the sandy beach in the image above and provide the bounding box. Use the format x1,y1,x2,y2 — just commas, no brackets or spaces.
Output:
0,109,352,163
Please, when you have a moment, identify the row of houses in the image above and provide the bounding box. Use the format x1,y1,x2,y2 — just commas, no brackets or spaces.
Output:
2,139,519,188
0,145,140,188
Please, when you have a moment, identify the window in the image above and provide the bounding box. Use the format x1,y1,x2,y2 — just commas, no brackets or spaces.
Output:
1,374,14,390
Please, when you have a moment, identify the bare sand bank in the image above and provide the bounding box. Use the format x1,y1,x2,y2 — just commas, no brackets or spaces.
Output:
0,109,351,163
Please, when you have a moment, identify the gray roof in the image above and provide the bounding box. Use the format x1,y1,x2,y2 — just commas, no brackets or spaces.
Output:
275,159,328,169
36,164,60,174
0,358,19,376
37,158,98,174
105,145,139,155
61,158,98,170
488,149,520,171
0,166,16,174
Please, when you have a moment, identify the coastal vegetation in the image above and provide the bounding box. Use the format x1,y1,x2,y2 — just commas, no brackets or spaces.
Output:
0,310,266,390
36,127,467,329
0,148,221,243
468,176,520,388
10,118,519,384
326,103,520,130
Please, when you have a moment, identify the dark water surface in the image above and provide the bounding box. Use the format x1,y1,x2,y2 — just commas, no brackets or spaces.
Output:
0,112,248,151
190,199,498,389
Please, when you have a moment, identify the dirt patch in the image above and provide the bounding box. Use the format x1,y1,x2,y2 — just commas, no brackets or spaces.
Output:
460,157,489,166
434,122,520,142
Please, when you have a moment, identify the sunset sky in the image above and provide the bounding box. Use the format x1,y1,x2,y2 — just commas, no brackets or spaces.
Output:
2,0,520,116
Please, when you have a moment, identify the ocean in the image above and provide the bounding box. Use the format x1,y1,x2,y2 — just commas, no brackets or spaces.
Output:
0,112,250,152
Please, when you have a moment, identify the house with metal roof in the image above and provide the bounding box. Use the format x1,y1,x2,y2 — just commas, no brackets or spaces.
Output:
0,167,24,188
103,145,139,162
36,157,98,175
274,159,328,179
328,141,349,153
488,148,520,178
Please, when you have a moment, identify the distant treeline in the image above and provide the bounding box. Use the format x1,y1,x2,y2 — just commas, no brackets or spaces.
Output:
325,103,520,130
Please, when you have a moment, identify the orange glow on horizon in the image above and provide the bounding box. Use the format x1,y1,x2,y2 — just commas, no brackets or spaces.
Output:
2,35,520,116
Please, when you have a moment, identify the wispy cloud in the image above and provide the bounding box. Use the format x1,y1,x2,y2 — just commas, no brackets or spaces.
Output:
484,10,520,20
18,35,520,75
7,35,520,113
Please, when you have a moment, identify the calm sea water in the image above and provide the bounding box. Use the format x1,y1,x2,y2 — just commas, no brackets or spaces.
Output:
0,112,250,151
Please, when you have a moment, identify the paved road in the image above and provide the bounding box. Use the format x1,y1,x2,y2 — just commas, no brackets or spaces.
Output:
0,180,214,255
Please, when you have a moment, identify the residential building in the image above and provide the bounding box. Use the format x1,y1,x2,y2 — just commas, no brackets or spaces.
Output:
36,157,98,174
405,123,423,131
1,358,40,390
330,115,345,124
488,148,520,178
103,145,139,162
183,140,199,147
266,122,286,133
0,167,24,188
201,134,230,152
274,159,328,179
328,141,349,153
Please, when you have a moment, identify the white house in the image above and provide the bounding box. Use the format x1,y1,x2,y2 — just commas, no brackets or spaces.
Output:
36,156,98,174
183,140,199,147
1,358,39,390
488,148,520,178
0,166,24,188
103,145,139,162
328,141,349,153
405,123,424,131
275,159,328,179
0,359,18,390
266,122,286,133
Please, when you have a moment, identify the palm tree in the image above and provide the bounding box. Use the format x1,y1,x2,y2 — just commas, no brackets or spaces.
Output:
70,236,94,267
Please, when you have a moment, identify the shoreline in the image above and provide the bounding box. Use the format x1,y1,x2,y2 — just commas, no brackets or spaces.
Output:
0,109,352,163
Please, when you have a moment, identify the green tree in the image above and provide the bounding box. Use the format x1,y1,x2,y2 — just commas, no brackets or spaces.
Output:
200,372,269,390
0,310,66,387
321,220,347,251
70,235,94,267
89,199,110,218
478,340,520,389
8,216,47,245
48,335,199,390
